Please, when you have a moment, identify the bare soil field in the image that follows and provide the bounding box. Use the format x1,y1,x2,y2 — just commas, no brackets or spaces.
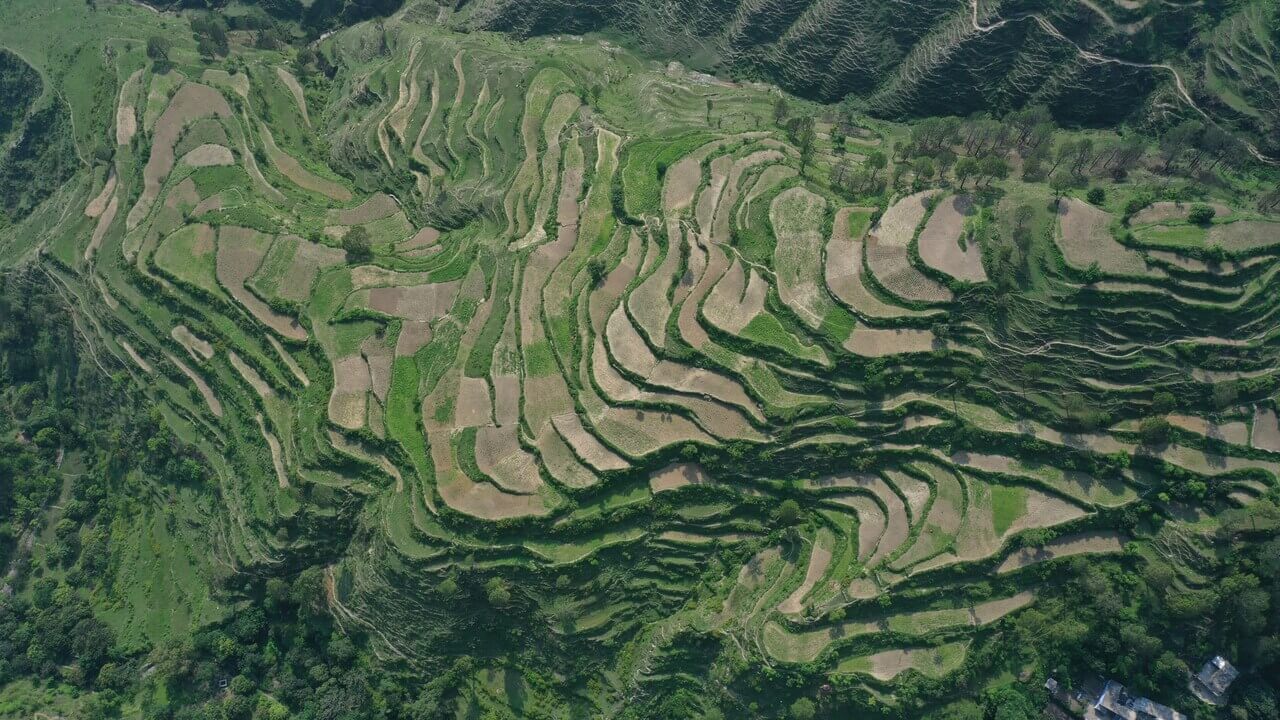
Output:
474,425,543,494
844,326,938,356
179,143,234,167
171,325,213,361
873,190,939,247
256,415,289,488
918,194,986,283
333,193,399,225
649,463,712,492
216,227,309,340
229,351,273,401
1208,220,1280,252
259,123,352,201
1253,406,1280,452
1055,198,1162,277
167,353,223,418
328,355,370,430
996,532,1124,573
1132,201,1232,225
865,242,954,303
552,413,629,471
772,187,832,328
454,377,492,428
1167,414,1249,445
777,529,833,614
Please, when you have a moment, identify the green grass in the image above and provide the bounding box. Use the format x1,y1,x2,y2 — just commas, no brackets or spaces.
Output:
741,312,826,364
386,355,433,489
820,306,857,343
620,133,714,219
524,340,559,377
465,257,513,377
190,164,250,197
990,485,1027,536
153,224,220,295
1135,223,1208,248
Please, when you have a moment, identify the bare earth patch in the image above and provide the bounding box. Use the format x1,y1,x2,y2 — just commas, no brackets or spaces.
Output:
167,353,222,417
275,66,310,126
179,143,234,167
1208,220,1280,252
333,193,398,225
552,413,629,471
259,123,352,202
84,173,117,218
454,377,492,428
171,325,213,361
328,355,370,430
1252,406,1280,452
229,351,274,401
128,84,232,230
256,415,289,488
1132,201,1232,225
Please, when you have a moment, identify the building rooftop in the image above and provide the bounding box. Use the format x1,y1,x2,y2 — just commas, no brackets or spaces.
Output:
1190,656,1239,705
1087,680,1187,720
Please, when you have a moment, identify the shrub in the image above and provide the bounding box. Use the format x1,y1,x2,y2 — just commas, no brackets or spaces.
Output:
1139,417,1171,445
342,226,372,261
1087,187,1106,205
1188,203,1216,225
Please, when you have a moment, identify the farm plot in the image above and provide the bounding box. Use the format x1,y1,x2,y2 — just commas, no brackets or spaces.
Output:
216,227,308,340
836,643,968,680
1055,198,1162,277
128,83,233,230
771,187,837,329
154,224,220,295
996,531,1125,573
1253,406,1280,452
918,194,986,283
258,123,351,202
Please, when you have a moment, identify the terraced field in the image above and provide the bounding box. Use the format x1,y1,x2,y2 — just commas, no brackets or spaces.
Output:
3,0,1280,715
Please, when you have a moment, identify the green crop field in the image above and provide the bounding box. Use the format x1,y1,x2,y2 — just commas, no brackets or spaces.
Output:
1,0,1279,718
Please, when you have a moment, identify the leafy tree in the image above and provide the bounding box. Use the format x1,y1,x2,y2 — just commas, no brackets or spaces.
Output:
587,257,607,286
1139,417,1171,445
1049,173,1073,204
954,156,978,188
1188,203,1216,225
485,577,512,607
789,697,816,720
776,499,800,526
772,97,789,126
1087,187,1106,205
342,226,372,260
146,36,171,63
979,154,1009,185
866,150,887,182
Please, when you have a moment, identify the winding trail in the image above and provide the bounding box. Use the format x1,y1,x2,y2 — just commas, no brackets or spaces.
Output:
967,0,1277,165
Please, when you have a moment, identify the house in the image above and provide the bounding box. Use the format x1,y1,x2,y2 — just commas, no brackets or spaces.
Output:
1189,656,1239,705
1085,680,1187,720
